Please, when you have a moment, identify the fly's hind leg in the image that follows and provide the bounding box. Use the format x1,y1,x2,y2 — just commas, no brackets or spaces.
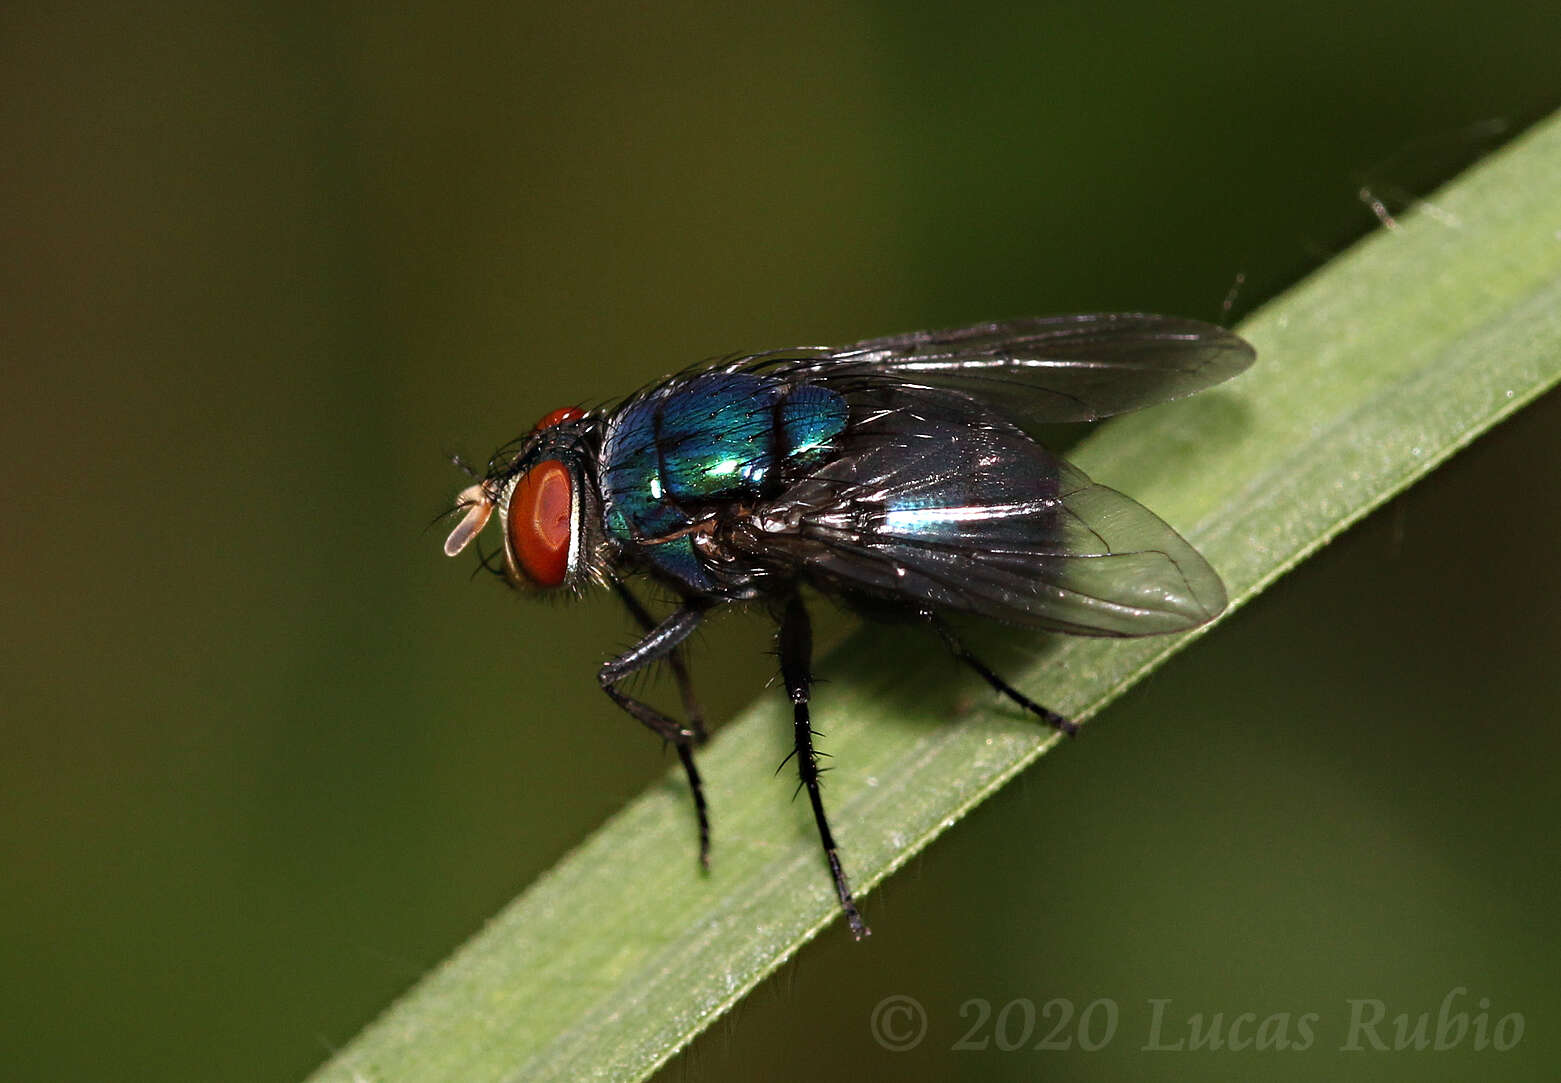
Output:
599,595,711,867
779,591,869,939
928,612,1078,736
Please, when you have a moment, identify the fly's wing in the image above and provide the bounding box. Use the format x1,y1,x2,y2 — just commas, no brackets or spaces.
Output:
739,313,1253,426
731,386,1225,635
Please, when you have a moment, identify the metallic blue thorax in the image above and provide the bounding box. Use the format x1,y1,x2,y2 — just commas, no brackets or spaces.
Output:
600,370,847,590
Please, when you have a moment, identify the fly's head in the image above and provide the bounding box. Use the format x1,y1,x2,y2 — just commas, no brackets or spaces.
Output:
443,406,608,594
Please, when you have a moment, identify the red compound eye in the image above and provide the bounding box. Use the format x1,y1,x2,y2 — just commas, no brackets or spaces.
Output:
507,459,573,587
532,406,586,432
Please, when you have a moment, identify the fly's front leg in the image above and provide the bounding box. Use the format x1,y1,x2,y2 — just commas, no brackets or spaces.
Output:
610,579,708,741
609,579,711,866
779,592,869,939
598,603,705,740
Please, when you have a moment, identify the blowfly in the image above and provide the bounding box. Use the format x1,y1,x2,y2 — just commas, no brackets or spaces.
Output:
443,313,1254,938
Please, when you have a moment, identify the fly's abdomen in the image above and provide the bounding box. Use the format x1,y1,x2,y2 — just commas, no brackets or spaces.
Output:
601,371,847,589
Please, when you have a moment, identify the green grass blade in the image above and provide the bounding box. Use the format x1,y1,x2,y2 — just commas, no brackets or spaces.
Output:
309,111,1561,1083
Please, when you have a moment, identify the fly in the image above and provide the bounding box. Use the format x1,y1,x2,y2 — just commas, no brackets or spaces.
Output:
443,313,1255,938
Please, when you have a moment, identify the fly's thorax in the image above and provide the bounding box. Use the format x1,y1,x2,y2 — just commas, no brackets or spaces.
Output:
598,372,848,594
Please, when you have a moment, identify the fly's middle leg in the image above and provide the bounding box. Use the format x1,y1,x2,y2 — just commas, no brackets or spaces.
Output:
779,591,869,939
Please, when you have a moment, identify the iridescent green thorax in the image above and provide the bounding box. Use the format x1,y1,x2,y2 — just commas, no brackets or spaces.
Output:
600,371,848,589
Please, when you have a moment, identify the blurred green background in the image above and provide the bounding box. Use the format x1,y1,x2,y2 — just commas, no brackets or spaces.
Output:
4,2,1559,1081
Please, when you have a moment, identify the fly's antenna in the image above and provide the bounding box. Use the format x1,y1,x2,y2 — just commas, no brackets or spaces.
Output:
427,502,468,531
443,480,497,557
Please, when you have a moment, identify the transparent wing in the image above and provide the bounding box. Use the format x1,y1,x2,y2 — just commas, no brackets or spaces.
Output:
731,385,1225,635
738,312,1254,425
